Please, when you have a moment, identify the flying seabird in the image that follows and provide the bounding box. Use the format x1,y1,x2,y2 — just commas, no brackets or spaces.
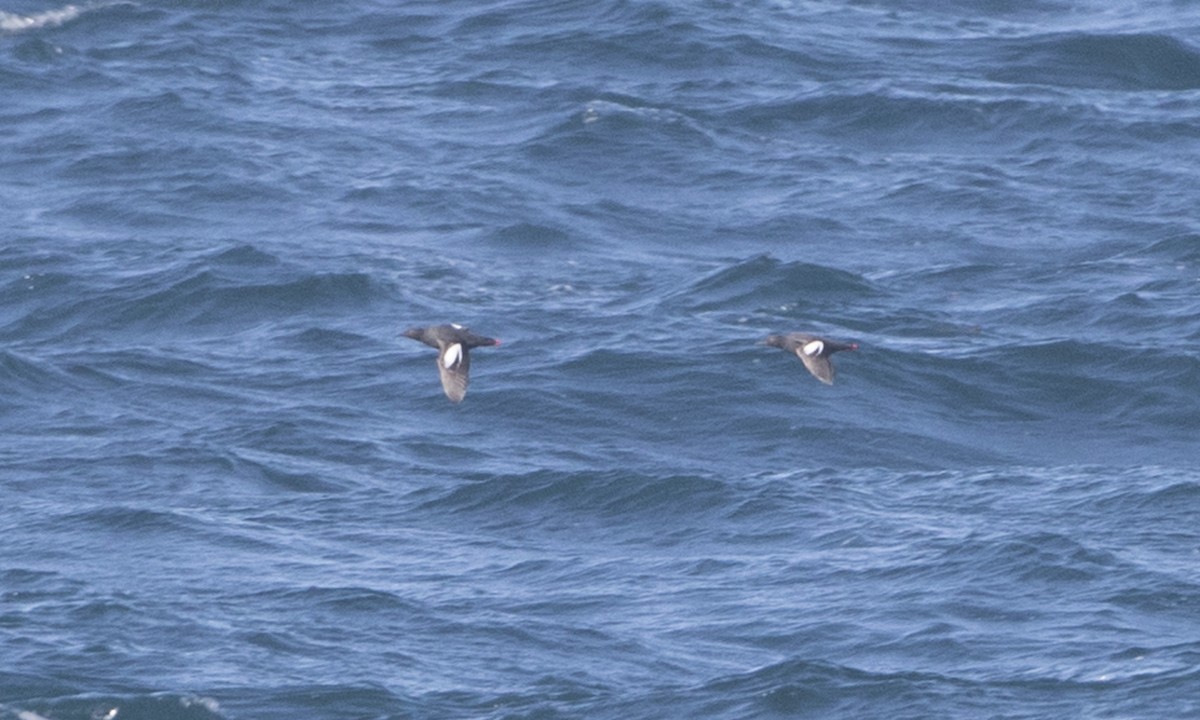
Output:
403,323,500,403
762,332,858,385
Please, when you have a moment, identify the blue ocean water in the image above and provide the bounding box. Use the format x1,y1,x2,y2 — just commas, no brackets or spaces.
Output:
3,1,1200,718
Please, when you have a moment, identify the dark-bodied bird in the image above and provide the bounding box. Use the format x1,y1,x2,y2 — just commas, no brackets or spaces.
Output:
762,332,858,385
403,324,500,403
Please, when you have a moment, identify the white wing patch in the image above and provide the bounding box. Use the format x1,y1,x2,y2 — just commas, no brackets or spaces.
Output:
802,340,824,357
451,323,464,329
442,343,463,369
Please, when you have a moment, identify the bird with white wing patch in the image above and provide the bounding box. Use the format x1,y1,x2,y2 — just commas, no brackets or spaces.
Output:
761,332,858,385
403,324,501,403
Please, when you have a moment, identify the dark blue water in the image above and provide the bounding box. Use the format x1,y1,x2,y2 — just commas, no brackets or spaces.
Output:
3,1,1199,718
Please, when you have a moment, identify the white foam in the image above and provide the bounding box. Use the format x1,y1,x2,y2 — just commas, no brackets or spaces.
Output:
178,695,221,714
0,4,84,33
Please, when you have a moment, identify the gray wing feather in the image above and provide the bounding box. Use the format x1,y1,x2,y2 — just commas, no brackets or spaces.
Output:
798,351,835,385
436,346,471,402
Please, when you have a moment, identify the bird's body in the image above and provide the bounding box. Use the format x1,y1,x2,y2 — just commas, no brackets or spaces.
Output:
403,324,500,403
762,332,858,385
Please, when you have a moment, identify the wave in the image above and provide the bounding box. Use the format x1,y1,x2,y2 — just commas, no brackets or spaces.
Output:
666,254,873,314
415,468,732,527
57,505,201,535
0,694,224,720
113,269,379,330
0,349,70,400
522,96,717,189
1130,232,1200,264
695,658,956,718
237,584,423,615
481,221,580,253
865,336,1200,445
0,4,85,33
724,91,1083,153
3,244,385,342
682,652,1200,719
988,32,1200,91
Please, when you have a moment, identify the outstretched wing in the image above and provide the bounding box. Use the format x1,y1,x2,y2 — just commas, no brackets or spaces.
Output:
436,342,471,402
796,347,835,385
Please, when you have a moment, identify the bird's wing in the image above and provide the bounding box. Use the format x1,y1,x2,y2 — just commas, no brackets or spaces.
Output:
797,349,835,385
437,342,471,402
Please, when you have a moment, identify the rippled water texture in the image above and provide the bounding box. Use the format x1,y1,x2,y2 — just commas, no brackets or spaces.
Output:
2,1,1199,718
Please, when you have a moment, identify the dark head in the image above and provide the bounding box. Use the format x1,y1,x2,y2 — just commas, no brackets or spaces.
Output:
761,334,787,349
402,326,426,342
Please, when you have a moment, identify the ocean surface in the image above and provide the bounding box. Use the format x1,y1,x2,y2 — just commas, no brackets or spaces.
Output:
3,1,1199,718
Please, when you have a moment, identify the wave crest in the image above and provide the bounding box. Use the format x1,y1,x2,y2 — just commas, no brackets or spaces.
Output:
0,4,85,33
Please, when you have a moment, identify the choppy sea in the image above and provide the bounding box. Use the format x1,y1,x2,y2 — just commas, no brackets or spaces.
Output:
3,1,1200,718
